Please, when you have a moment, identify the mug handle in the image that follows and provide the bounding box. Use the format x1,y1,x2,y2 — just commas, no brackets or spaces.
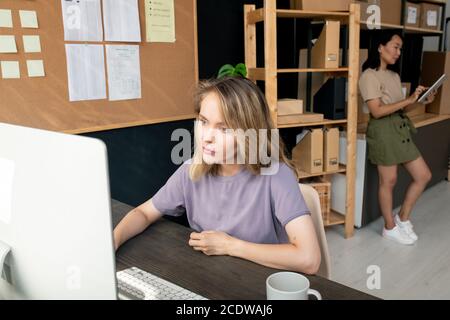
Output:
307,289,322,300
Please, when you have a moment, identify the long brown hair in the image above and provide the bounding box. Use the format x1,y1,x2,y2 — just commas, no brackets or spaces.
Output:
189,76,295,181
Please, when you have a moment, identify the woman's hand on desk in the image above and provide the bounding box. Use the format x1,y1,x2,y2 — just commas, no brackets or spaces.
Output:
189,231,237,256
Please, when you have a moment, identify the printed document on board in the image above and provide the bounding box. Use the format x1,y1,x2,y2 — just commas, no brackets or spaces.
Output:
65,44,107,101
103,0,141,42
61,0,103,41
105,45,141,101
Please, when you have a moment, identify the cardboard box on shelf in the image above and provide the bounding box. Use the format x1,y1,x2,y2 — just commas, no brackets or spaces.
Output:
323,128,340,172
277,99,303,116
290,0,351,11
311,20,340,69
421,51,450,115
292,128,324,174
379,0,402,25
353,0,402,26
404,2,421,28
277,112,324,125
420,3,441,30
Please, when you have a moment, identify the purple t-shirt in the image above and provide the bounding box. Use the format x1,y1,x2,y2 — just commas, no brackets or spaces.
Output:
151,161,310,244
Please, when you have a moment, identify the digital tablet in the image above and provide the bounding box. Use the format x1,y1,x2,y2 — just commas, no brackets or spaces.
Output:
418,74,447,103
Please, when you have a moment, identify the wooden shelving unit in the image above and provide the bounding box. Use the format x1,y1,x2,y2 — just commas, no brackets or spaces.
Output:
244,1,360,238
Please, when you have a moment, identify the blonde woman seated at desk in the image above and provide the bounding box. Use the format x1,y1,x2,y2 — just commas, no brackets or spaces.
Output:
113,76,321,275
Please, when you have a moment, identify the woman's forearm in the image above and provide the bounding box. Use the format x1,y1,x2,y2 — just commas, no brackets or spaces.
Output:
113,209,158,249
229,240,320,275
372,98,411,119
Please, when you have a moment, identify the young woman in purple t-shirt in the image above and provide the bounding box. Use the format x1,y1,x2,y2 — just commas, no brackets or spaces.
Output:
113,77,321,274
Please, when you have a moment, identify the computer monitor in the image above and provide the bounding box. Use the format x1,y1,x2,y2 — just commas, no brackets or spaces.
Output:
0,122,117,299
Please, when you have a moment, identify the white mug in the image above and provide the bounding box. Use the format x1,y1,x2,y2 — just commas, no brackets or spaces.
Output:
266,272,322,300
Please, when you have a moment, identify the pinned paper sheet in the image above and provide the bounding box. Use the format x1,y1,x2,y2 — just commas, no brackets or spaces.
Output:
19,10,39,28
106,45,141,101
145,0,175,42
23,35,41,53
61,0,103,42
0,35,17,53
103,0,141,42
65,44,107,101
1,61,20,79
27,60,45,77
0,157,15,225
0,9,13,28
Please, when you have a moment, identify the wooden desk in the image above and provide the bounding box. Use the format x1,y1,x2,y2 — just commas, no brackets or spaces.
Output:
112,200,378,300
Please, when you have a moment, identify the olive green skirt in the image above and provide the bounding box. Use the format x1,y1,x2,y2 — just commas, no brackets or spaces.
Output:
366,112,421,166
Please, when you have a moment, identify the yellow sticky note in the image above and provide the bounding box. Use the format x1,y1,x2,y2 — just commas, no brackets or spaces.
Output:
0,9,13,28
19,10,38,28
0,35,17,53
145,0,176,43
1,61,20,79
23,35,41,53
26,60,45,77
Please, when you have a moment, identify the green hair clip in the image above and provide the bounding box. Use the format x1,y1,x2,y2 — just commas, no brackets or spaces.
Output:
217,63,248,79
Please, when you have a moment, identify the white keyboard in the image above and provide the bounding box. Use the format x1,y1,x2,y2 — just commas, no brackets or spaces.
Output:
117,267,208,300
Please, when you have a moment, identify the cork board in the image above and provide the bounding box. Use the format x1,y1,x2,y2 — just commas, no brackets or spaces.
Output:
0,0,198,133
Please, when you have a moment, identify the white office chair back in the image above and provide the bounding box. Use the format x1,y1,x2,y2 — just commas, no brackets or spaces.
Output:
299,184,331,279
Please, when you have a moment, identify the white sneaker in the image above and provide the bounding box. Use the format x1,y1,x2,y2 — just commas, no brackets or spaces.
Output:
394,215,418,242
382,225,416,245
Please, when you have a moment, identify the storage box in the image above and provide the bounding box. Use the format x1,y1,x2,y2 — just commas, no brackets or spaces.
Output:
421,51,450,115
420,3,441,30
305,179,331,223
379,0,402,25
292,128,323,174
353,0,402,26
311,20,340,69
404,2,421,28
355,0,375,26
290,0,351,11
277,112,324,125
323,128,340,172
277,99,303,116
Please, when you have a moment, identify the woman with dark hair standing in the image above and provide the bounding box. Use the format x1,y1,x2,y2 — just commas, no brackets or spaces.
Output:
359,31,435,245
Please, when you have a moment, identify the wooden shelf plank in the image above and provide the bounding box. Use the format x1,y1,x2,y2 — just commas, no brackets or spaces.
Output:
248,67,349,81
357,113,450,133
278,119,347,129
418,0,446,5
404,26,443,35
324,210,346,227
410,113,450,128
278,67,349,73
360,22,404,30
294,164,347,180
247,8,264,24
276,9,349,20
